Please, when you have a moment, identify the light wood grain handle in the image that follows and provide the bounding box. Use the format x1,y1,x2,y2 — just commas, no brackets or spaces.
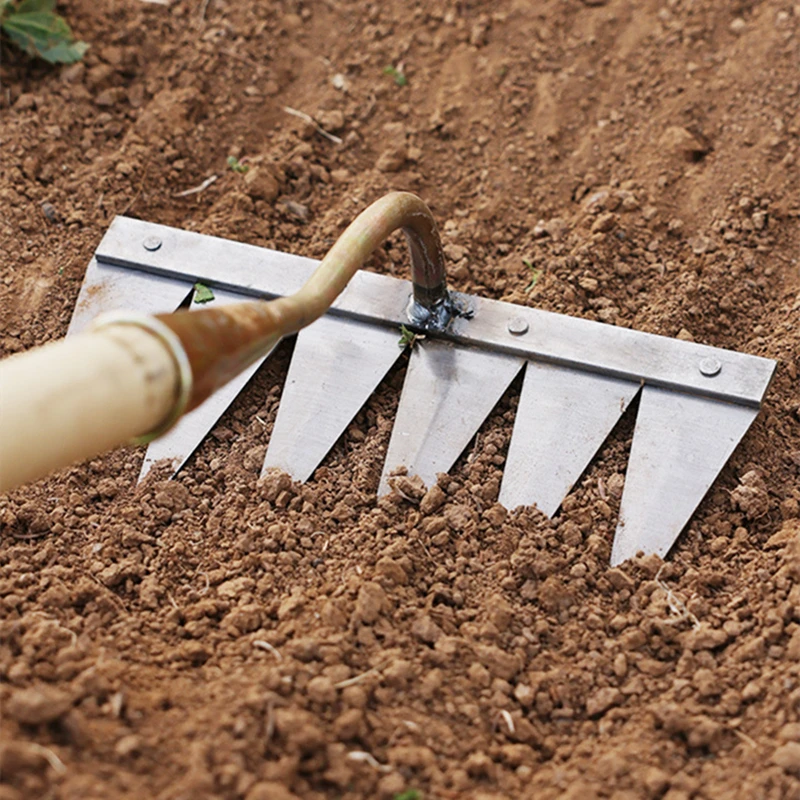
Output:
0,324,181,493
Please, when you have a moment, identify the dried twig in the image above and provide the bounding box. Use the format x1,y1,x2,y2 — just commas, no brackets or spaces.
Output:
253,640,282,660
30,743,67,775
497,709,515,735
333,662,387,689
283,106,343,144
175,174,218,198
655,565,700,629
346,751,392,772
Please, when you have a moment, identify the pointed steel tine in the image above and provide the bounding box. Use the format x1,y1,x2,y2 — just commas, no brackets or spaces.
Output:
139,289,277,482
67,259,192,336
611,386,759,565
499,362,640,516
379,341,524,496
262,314,403,483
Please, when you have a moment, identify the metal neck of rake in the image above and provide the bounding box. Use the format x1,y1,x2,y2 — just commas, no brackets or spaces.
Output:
386,194,451,330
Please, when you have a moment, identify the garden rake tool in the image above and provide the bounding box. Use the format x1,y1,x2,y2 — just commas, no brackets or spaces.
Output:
0,193,776,565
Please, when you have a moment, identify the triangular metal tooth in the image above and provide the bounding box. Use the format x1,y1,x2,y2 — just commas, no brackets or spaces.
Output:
139,289,277,482
499,361,640,516
262,314,403,483
379,341,524,496
611,385,759,565
67,259,192,336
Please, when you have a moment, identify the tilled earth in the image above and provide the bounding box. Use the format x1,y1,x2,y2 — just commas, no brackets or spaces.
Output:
1,1,800,798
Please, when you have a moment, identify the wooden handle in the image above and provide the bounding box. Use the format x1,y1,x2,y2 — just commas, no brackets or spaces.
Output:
0,324,180,493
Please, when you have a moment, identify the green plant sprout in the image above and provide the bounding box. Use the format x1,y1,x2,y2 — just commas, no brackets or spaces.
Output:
193,282,215,304
226,155,249,174
398,324,424,349
383,64,407,87
393,791,421,800
523,257,542,292
0,0,87,64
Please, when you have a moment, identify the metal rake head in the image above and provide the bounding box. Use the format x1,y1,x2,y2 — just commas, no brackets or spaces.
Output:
67,211,775,565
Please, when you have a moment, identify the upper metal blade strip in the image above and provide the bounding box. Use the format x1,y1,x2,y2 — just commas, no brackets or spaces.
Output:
94,216,776,407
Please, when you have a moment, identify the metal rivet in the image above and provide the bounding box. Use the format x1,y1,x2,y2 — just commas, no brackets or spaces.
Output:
143,236,162,252
507,317,529,336
699,357,722,377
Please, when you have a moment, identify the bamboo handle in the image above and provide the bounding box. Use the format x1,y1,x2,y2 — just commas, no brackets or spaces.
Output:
0,325,180,493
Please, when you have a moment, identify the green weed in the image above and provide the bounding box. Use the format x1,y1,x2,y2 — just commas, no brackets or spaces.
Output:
0,0,87,64
193,282,215,304
523,258,542,292
398,324,424,349
383,64,407,87
226,155,249,174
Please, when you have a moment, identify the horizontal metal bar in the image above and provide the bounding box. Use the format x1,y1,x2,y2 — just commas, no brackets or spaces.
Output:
95,216,776,407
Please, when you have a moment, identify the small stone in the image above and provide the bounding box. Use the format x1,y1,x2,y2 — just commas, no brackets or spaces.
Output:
772,742,800,774
306,676,336,705
778,723,800,742
606,568,635,592
643,766,670,796
282,199,309,221
246,782,302,800
376,147,407,173
685,623,730,651
258,470,293,502
375,556,408,586
729,17,746,34
473,643,521,680
730,471,769,520
659,126,709,162
444,504,474,532
389,474,426,502
244,167,281,202
688,234,717,255
333,708,364,740
586,687,623,717
420,484,446,514
217,576,255,600
6,686,72,725
591,212,616,233
41,202,58,223
353,582,387,625
785,628,800,660
411,614,443,644
14,93,37,110
316,109,345,132
767,520,800,549
115,734,142,757
676,328,694,342
578,276,599,293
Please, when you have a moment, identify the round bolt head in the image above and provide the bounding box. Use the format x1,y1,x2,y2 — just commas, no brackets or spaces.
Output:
143,236,162,252
699,357,722,377
508,317,529,336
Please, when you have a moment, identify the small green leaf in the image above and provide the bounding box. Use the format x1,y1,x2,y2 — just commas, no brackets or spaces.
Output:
523,258,542,292
525,268,542,292
393,791,422,800
383,65,407,87
16,0,57,13
193,282,215,304
1,4,87,63
226,155,249,174
398,324,423,349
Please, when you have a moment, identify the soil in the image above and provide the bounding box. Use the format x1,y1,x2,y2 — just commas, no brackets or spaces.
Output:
1,0,800,798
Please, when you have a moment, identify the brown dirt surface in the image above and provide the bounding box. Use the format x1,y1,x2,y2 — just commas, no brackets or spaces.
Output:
1,1,800,798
